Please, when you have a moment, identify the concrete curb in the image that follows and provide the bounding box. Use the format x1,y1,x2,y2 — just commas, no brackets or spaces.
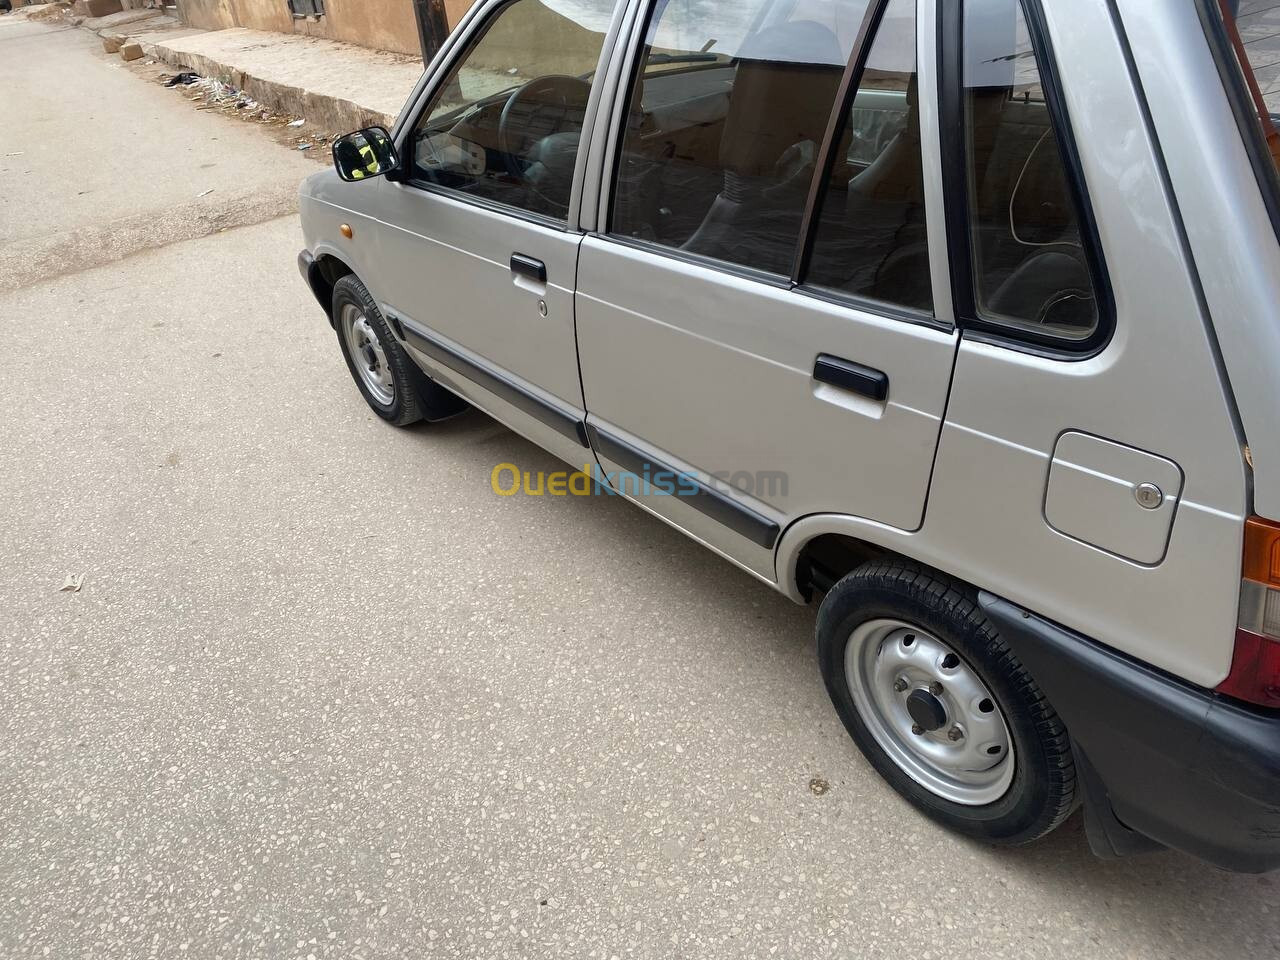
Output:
144,39,398,132
76,16,406,134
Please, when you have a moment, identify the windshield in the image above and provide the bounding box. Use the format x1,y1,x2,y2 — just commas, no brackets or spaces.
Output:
1214,1,1280,175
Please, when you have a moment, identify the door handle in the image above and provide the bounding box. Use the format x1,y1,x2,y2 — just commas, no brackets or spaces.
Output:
813,354,889,402
510,253,547,283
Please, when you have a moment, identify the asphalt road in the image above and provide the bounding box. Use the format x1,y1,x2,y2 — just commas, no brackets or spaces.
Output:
2,16,1278,960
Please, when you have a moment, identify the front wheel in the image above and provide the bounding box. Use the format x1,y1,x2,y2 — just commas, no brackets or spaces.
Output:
816,560,1076,844
333,274,423,426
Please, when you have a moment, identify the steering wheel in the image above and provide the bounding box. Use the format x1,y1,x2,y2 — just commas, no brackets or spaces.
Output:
497,75,593,208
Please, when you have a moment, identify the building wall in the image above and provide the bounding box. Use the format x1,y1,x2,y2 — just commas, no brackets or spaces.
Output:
177,0,477,56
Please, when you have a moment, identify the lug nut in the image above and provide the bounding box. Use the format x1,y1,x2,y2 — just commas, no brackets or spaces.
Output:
929,681,943,696
893,677,908,693
947,726,963,742
911,723,924,736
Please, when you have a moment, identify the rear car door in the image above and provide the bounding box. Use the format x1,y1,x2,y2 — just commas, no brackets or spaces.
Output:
576,0,958,581
371,0,622,466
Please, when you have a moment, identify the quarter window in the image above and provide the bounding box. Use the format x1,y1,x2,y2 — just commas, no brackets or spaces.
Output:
963,0,1101,341
409,0,616,221
610,0,873,276
804,0,932,312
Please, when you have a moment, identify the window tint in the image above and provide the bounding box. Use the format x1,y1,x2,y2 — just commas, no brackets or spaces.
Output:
963,0,1100,340
409,0,616,221
805,0,931,311
611,0,873,276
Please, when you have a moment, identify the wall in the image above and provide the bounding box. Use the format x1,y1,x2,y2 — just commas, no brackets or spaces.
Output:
465,0,606,77
176,0,467,56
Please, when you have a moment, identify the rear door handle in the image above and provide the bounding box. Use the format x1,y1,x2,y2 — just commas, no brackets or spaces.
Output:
510,253,546,283
813,354,889,402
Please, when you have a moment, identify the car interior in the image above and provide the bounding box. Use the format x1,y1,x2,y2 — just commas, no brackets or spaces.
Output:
966,89,1099,337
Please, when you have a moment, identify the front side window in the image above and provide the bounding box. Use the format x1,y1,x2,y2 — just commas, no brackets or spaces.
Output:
804,0,932,311
610,0,873,276
963,0,1101,342
409,0,616,221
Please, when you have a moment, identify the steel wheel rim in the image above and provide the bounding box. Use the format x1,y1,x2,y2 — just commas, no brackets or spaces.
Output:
340,303,395,406
845,618,1014,806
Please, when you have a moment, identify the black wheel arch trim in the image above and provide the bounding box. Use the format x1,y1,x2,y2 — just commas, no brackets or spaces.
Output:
297,249,335,325
396,317,589,447
980,591,1280,873
585,423,781,550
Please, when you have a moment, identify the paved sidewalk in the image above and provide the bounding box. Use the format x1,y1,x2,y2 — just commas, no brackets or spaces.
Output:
63,5,424,132
143,27,423,131
22,0,424,133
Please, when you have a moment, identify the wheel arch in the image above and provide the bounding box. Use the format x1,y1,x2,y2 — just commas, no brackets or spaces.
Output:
776,514,966,605
306,251,356,326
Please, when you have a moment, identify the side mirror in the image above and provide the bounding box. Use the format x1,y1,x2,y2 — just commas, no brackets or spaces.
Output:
332,126,400,182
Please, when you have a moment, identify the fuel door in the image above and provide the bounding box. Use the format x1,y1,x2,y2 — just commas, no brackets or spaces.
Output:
1044,432,1184,565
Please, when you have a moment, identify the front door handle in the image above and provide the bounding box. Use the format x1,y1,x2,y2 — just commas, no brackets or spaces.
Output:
510,253,546,283
813,354,889,402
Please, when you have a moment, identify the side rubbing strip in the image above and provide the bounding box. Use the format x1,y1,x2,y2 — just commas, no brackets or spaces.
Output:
586,424,781,550
399,320,589,447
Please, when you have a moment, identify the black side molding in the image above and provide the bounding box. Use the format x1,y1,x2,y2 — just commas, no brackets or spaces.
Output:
813,354,889,402
399,320,588,447
510,253,547,283
586,424,781,550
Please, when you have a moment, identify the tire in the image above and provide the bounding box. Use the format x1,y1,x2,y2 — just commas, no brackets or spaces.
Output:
332,274,423,426
816,560,1076,844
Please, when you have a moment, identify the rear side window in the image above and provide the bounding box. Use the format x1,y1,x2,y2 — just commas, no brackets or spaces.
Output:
610,0,872,276
804,0,931,311
962,0,1101,342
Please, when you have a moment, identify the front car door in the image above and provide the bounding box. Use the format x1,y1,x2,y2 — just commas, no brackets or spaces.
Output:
371,0,624,466
575,0,959,581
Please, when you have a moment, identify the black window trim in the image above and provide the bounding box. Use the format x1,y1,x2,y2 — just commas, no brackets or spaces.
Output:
938,0,1116,358
1194,0,1280,249
790,0,893,284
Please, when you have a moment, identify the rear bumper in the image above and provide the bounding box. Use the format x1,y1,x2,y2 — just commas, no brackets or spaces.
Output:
981,593,1280,873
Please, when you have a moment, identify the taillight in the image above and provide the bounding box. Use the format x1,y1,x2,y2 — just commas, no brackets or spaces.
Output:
1218,517,1280,708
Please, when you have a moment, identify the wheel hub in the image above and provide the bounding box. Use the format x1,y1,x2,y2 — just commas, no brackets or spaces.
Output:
906,688,947,732
339,303,395,407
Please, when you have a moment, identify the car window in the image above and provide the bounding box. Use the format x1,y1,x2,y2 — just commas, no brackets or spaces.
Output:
409,0,616,221
963,0,1100,341
804,0,931,312
610,0,873,277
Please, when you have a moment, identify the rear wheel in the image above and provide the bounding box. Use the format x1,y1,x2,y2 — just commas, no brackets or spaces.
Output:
816,560,1076,844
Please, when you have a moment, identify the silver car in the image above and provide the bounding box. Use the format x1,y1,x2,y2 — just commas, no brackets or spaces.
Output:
299,0,1280,872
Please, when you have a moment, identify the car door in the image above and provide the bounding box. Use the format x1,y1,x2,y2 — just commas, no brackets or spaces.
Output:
575,0,958,581
371,0,623,466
